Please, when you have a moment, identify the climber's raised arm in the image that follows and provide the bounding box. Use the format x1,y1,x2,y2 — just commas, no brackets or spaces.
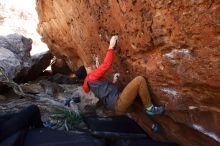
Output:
81,35,118,92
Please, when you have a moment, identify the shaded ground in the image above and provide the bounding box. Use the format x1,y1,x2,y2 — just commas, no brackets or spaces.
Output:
0,73,101,130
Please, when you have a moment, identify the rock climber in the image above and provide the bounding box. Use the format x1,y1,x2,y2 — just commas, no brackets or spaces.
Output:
75,35,165,116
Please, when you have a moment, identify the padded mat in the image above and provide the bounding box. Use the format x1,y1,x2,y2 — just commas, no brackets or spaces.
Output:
24,128,104,146
84,115,148,139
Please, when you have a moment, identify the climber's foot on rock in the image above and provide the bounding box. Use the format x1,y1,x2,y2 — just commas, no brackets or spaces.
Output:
144,105,165,116
151,122,160,133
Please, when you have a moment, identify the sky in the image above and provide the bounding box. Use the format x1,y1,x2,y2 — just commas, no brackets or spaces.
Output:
0,0,49,55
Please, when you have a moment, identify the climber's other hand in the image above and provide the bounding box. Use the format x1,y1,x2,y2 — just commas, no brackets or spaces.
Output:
113,73,120,83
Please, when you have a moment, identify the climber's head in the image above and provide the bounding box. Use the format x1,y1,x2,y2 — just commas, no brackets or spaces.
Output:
75,65,87,80
75,65,97,80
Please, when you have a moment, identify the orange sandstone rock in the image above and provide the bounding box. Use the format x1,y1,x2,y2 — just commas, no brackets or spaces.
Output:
36,0,220,145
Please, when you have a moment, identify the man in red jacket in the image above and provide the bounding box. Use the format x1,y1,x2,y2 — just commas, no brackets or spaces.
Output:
76,36,164,116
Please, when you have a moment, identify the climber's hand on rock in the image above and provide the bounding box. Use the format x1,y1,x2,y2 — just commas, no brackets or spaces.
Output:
109,35,119,49
113,73,120,83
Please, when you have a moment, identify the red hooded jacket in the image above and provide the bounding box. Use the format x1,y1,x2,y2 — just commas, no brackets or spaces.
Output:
83,49,114,93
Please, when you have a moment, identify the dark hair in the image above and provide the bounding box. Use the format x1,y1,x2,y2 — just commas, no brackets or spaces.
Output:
75,65,87,80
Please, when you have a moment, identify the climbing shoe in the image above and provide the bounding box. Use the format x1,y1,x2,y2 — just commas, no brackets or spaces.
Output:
144,105,165,116
151,122,160,133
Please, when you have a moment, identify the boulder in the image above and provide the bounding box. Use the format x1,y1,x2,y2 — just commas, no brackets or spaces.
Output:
17,51,53,82
0,34,52,84
36,1,220,146
48,73,78,84
0,95,6,101
20,80,99,113
0,34,32,81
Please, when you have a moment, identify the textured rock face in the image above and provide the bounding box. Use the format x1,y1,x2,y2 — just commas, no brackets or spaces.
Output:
36,0,220,146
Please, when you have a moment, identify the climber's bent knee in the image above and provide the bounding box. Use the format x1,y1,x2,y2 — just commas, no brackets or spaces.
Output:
134,76,145,82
